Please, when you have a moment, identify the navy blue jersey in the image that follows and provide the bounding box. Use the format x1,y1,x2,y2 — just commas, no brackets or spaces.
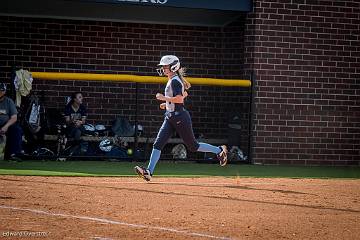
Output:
64,104,87,122
164,76,184,112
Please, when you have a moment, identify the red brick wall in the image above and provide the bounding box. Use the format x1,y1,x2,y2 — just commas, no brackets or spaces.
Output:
244,0,360,165
3,0,358,165
0,16,250,155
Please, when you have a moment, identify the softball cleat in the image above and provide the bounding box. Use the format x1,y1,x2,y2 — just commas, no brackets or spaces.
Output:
217,145,228,166
134,166,152,181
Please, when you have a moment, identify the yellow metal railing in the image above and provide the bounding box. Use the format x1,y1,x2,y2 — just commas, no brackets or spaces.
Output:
31,72,251,87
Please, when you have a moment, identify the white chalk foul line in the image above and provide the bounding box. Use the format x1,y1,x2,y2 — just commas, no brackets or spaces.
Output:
0,205,233,240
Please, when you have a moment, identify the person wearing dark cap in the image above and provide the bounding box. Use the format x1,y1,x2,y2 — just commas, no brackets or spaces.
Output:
0,82,23,159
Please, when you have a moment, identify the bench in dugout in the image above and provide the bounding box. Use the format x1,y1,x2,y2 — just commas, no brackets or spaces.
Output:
42,133,228,161
40,108,229,161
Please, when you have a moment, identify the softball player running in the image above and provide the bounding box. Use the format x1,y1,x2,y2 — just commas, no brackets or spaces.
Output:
135,55,227,181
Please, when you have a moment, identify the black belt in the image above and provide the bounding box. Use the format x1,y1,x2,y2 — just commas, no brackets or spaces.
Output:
165,110,184,118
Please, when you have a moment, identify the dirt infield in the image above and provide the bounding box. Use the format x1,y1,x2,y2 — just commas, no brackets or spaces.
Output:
0,176,359,240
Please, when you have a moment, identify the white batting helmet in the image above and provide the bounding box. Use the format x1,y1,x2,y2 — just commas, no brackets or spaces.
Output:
99,139,112,152
157,55,180,76
83,124,95,132
171,144,187,159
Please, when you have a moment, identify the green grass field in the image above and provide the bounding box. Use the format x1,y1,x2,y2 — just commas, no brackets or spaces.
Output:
0,160,359,178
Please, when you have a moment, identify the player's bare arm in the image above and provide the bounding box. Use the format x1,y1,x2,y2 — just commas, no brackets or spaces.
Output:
0,115,17,134
159,103,166,109
156,91,188,103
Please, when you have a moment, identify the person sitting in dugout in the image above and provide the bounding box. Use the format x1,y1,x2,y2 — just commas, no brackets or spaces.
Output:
64,92,87,143
0,82,23,159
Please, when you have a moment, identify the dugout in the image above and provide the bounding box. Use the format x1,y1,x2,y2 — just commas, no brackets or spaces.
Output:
1,0,254,163
2,0,252,26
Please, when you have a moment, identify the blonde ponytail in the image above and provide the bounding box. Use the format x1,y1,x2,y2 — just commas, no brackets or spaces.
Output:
177,67,191,90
